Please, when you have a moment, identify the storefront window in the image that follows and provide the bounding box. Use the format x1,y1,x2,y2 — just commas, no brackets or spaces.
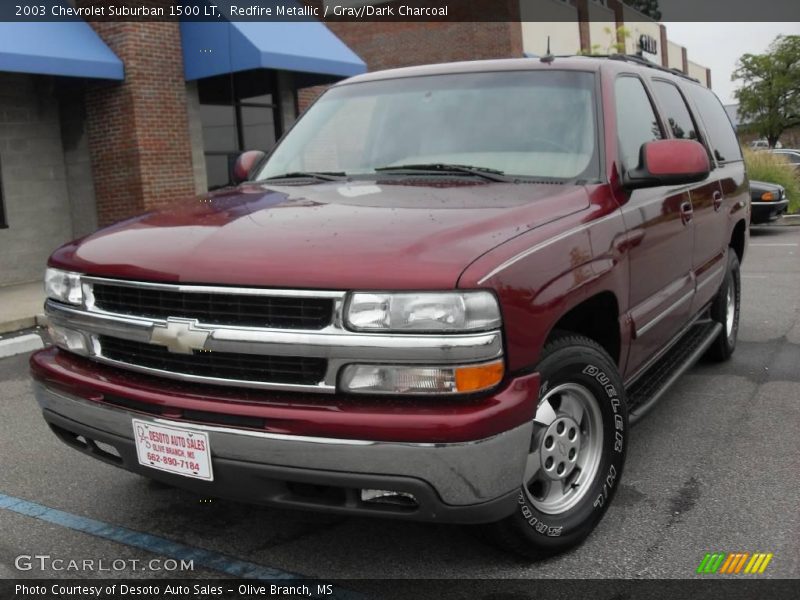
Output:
198,71,283,189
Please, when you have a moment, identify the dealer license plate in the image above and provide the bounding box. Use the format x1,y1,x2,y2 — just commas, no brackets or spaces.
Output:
132,419,213,481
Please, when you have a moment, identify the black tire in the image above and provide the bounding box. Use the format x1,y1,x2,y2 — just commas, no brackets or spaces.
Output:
705,250,741,362
483,334,628,559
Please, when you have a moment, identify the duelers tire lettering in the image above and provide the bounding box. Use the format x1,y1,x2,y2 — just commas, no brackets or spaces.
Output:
593,464,618,509
582,365,618,398
517,494,563,537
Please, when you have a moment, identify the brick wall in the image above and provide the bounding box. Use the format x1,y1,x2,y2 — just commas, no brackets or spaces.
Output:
85,22,197,226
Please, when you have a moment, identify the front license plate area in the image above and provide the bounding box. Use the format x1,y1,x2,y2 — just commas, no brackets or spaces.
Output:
132,419,213,481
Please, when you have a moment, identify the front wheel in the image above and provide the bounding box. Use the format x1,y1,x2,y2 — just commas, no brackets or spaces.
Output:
484,334,628,559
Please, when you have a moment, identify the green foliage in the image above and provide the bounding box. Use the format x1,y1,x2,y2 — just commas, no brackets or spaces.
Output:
577,26,630,56
744,149,800,214
622,0,661,21
733,36,800,148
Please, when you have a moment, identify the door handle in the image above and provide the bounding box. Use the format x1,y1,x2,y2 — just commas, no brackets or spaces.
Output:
680,201,694,224
713,191,723,212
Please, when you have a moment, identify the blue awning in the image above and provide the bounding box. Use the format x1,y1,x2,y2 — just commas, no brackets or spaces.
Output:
0,22,123,80
181,20,366,82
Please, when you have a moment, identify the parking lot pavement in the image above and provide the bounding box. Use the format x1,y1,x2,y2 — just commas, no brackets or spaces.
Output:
1,225,798,583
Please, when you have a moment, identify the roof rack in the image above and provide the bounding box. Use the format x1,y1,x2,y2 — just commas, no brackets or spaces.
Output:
604,54,701,84
526,53,703,85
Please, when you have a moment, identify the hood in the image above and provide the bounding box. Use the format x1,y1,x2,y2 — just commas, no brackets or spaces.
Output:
51,179,590,290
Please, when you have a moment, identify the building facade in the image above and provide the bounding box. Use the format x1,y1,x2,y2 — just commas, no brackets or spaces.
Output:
0,18,364,287
0,4,712,288
300,0,712,108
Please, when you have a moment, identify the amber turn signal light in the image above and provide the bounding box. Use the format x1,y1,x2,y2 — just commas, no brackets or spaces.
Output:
761,191,776,201
455,360,505,393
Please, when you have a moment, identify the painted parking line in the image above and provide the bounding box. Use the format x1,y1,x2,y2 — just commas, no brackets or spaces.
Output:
748,243,799,247
0,492,364,598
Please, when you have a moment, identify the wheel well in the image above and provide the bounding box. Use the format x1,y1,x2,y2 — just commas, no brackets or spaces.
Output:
547,292,621,366
730,219,746,263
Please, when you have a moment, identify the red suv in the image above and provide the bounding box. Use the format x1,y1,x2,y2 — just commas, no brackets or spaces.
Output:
32,56,748,558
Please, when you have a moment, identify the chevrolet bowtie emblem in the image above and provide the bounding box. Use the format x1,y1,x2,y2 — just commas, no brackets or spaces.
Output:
149,318,210,354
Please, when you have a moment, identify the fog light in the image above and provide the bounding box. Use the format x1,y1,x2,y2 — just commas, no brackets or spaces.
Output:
48,324,90,355
340,360,504,395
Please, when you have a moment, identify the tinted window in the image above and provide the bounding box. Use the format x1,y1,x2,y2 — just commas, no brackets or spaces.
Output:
614,76,663,171
652,80,699,141
199,104,237,153
198,71,282,189
685,85,742,163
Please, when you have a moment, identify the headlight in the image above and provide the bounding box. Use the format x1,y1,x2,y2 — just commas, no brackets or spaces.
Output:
44,268,83,305
340,360,504,395
345,291,500,332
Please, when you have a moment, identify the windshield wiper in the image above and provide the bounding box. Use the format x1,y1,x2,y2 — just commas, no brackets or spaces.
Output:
261,171,347,182
374,163,514,182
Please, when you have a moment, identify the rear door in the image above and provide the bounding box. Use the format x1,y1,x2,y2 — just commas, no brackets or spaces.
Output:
683,83,749,312
650,79,727,310
614,75,695,377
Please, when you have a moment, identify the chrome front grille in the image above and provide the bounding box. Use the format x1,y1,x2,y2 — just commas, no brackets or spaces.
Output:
99,336,327,386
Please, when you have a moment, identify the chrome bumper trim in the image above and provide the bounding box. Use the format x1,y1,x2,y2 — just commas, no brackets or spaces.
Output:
750,200,788,206
35,382,530,506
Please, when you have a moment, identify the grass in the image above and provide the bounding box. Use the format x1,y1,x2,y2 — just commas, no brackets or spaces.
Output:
743,149,800,214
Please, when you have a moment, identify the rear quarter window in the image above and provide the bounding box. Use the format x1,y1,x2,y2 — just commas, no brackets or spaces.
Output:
684,85,743,164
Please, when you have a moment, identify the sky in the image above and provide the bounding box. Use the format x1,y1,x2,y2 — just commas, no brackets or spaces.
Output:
662,22,800,105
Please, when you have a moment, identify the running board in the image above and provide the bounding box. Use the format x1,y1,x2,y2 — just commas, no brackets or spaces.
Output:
627,320,722,425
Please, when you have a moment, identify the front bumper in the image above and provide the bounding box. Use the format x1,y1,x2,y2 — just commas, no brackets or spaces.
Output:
751,199,789,224
34,381,532,523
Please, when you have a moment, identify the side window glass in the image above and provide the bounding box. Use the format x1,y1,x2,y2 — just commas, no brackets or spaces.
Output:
685,85,743,163
652,81,699,141
614,77,663,172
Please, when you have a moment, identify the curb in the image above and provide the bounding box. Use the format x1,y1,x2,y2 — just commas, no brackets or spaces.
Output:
781,214,800,225
0,313,47,336
0,331,44,359
0,317,36,335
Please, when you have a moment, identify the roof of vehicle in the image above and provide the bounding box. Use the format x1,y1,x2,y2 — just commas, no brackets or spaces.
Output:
337,54,704,88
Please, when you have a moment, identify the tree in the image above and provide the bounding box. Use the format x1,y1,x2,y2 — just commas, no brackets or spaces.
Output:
733,35,800,148
623,0,661,21
579,26,630,56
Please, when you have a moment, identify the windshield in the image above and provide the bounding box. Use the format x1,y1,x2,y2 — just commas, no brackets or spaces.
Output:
256,70,600,182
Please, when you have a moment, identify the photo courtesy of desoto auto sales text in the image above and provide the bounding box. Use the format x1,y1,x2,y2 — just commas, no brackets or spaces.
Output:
0,0,798,598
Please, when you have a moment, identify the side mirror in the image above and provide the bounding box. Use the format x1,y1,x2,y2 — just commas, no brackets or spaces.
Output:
231,150,266,185
624,139,710,189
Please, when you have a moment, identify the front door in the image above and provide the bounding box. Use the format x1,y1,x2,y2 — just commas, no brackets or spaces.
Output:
613,75,695,378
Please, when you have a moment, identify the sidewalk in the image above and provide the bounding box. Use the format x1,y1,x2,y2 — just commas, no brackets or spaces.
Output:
0,281,46,335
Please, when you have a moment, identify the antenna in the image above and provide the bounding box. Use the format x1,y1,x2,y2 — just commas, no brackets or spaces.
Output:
541,36,555,64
